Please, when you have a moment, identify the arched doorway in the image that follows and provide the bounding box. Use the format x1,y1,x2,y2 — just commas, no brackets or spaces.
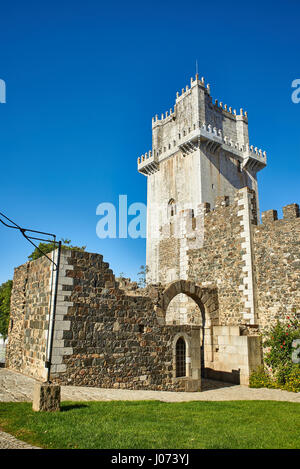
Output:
159,280,219,377
166,293,205,373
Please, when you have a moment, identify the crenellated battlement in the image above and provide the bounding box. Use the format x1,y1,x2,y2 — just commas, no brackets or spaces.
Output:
160,194,299,255
138,119,267,174
151,74,248,130
260,204,300,223
158,187,262,246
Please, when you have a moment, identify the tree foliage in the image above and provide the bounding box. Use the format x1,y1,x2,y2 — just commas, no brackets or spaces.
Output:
28,238,86,261
0,280,13,341
137,265,149,288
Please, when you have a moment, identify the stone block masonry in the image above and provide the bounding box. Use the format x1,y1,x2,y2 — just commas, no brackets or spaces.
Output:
253,203,300,328
6,250,202,392
187,190,300,329
6,256,51,381
51,251,201,391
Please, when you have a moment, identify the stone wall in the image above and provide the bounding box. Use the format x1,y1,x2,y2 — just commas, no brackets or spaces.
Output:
6,256,51,381
208,326,262,385
187,189,256,325
51,251,201,391
253,204,300,328
6,250,202,391
187,189,300,329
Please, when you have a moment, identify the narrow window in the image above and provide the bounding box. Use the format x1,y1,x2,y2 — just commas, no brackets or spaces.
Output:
176,337,186,377
168,199,176,217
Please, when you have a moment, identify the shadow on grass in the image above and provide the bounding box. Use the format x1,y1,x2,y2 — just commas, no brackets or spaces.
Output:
60,403,89,412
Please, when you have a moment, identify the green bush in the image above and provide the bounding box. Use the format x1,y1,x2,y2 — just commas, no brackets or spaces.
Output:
263,316,299,371
283,365,300,393
249,366,275,389
0,280,13,341
249,315,300,392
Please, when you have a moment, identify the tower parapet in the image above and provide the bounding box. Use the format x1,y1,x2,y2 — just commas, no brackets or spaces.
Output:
138,120,267,175
138,74,267,176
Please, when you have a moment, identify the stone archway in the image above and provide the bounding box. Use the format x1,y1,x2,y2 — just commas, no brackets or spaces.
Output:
159,280,219,327
157,280,219,377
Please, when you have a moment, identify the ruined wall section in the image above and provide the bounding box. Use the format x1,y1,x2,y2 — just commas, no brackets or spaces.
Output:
7,250,200,391
51,250,200,391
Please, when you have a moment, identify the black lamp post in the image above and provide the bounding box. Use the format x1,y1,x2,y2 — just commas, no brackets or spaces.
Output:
0,211,61,383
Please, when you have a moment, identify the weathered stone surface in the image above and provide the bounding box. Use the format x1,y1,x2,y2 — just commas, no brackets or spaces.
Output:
7,251,203,392
253,211,300,328
32,383,60,412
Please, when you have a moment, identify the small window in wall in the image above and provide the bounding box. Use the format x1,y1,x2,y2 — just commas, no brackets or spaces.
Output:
168,199,176,217
176,337,186,377
237,160,242,172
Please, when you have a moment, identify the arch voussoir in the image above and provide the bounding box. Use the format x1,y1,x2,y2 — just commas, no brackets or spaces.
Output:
158,279,219,326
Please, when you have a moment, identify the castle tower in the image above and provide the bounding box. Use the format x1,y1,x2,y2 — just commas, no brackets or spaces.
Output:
137,74,267,286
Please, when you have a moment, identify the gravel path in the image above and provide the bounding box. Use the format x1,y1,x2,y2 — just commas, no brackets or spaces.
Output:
1,368,299,403
0,430,39,449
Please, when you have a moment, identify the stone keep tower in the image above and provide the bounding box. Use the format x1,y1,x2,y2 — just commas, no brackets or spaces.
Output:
137,74,267,287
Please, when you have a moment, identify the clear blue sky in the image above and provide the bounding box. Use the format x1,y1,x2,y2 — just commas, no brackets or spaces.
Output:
0,0,299,284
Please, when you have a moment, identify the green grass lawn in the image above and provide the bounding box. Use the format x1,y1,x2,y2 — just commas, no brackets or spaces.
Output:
0,400,299,449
